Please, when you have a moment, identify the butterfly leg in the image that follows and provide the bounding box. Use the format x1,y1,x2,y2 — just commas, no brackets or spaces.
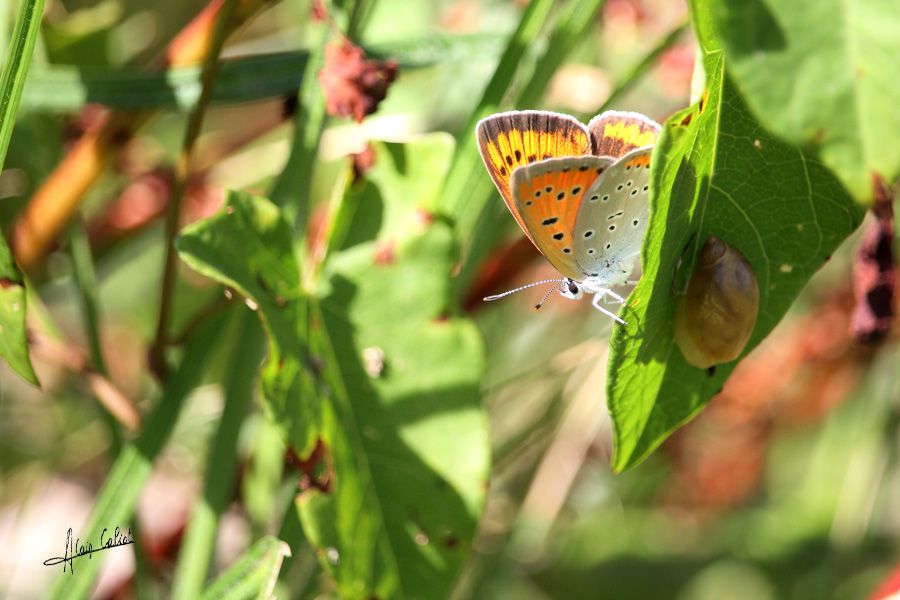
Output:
592,293,626,325
604,289,626,305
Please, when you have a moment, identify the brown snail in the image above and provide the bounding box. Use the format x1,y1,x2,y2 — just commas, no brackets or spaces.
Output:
674,236,760,369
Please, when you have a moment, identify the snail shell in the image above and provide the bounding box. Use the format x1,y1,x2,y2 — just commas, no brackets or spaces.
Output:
674,236,760,368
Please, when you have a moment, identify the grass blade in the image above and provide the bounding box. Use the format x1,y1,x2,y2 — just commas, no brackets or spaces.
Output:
0,0,45,167
171,312,264,598
443,0,608,296
46,315,227,599
592,19,690,115
201,536,291,600
0,0,45,385
439,0,556,219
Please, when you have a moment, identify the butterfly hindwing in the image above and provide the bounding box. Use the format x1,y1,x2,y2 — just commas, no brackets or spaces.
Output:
588,111,661,159
510,156,615,280
477,111,591,242
573,146,654,279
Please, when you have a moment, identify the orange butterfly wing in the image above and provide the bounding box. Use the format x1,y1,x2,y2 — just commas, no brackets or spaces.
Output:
587,111,661,159
510,156,615,280
476,111,591,244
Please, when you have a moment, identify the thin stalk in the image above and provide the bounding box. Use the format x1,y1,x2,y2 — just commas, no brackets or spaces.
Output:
341,0,374,40
0,0,45,385
48,314,227,600
69,217,158,594
439,0,556,217
269,23,328,233
448,0,607,297
151,0,238,376
0,0,45,168
516,0,607,107
68,217,122,451
171,310,264,598
593,19,690,114
68,218,107,374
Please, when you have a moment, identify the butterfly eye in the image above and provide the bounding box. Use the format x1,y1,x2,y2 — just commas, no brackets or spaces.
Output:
673,236,760,369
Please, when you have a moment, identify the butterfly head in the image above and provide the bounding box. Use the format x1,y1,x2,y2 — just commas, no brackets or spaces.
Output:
558,278,583,300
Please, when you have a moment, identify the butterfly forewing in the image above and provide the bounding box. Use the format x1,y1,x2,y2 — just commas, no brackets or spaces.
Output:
588,111,661,159
477,111,591,242
573,146,653,279
510,156,615,280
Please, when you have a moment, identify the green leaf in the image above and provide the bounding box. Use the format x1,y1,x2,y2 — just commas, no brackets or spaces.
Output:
704,0,900,203
201,536,291,600
18,35,503,112
0,0,45,385
176,135,490,599
21,52,307,112
607,10,865,471
0,243,36,384
176,190,320,457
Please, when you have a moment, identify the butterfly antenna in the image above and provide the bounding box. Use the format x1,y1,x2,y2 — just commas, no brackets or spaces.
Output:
534,282,564,310
483,278,567,302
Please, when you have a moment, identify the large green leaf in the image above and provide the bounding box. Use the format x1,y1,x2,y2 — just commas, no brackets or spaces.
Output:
176,189,320,456
704,0,900,203
606,5,865,471
176,135,489,599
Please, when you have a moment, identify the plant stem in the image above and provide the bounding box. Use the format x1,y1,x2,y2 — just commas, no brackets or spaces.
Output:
150,0,238,377
594,19,690,115
171,310,264,598
0,0,45,169
439,0,557,218
68,217,123,450
48,314,227,600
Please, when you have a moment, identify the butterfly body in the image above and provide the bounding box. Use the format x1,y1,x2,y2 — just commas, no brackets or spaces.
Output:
477,110,660,321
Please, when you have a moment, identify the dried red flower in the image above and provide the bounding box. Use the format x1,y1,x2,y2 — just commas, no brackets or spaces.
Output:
319,40,398,123
851,175,896,344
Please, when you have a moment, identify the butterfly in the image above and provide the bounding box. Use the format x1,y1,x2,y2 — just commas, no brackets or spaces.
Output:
476,110,661,323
